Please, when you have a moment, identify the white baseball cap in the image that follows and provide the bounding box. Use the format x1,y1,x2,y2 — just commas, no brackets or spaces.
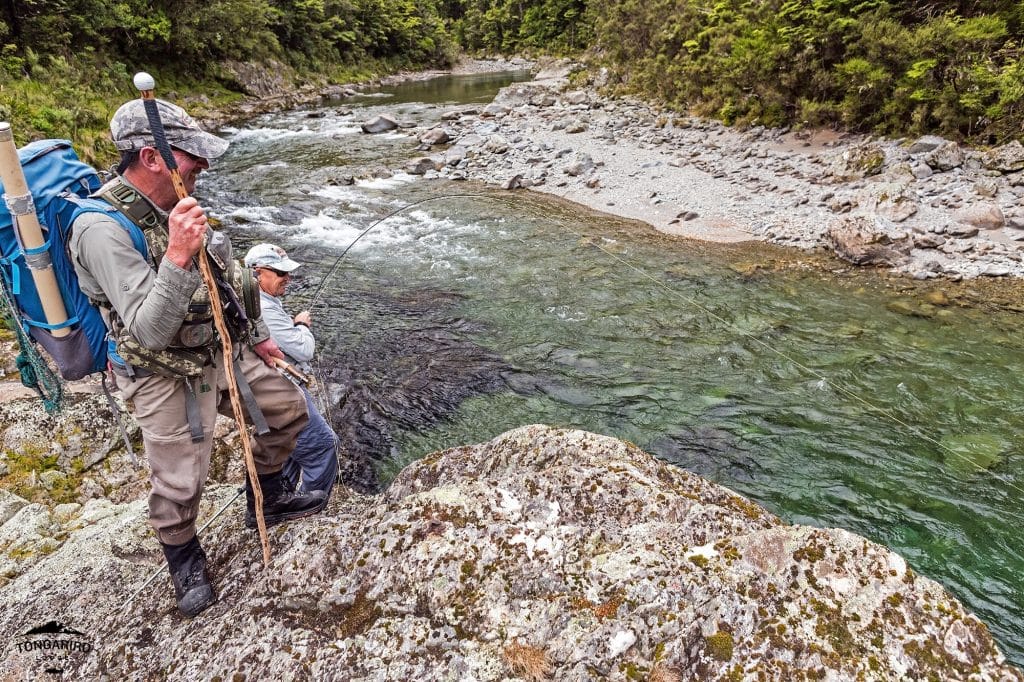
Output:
243,243,302,272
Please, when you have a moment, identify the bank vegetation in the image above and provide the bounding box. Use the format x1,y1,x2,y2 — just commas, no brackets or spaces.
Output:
1,0,1022,162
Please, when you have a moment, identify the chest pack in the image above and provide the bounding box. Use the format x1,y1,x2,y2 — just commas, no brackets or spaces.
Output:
0,139,148,386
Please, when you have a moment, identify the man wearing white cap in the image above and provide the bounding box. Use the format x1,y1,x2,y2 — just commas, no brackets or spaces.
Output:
245,243,339,495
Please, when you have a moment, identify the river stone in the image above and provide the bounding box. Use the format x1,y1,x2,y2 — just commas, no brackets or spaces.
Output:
867,182,919,223
0,488,27,525
975,178,1000,197
419,128,450,146
561,90,590,106
824,216,913,266
946,222,981,238
907,135,947,154
445,145,467,167
361,115,400,134
914,232,947,249
953,204,1005,230
832,142,886,179
482,102,511,117
0,426,1017,680
982,140,1024,173
565,153,595,177
529,92,557,107
924,141,965,171
484,135,509,154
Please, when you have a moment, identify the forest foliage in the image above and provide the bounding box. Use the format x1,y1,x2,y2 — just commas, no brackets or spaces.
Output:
1,0,1022,156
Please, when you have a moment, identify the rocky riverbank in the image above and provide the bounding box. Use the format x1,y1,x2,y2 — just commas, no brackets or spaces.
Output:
389,60,1024,281
1,424,1019,679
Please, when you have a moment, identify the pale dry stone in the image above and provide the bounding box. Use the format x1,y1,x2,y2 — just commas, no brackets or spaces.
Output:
419,128,451,146
825,215,914,266
982,140,1024,173
406,157,442,175
831,142,886,179
0,488,28,526
954,203,1006,230
924,140,965,171
908,135,947,154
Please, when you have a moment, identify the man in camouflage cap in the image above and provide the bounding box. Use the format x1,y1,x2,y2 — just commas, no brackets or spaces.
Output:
69,97,327,618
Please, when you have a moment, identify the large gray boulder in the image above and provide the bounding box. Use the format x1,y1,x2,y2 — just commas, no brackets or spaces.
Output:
361,114,400,134
825,215,914,267
0,426,1018,680
982,140,1024,173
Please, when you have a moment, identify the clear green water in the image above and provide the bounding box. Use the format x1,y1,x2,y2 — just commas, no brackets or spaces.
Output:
206,72,1024,665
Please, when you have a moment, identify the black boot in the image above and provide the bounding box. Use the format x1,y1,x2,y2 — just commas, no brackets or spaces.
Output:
245,471,328,529
161,536,216,617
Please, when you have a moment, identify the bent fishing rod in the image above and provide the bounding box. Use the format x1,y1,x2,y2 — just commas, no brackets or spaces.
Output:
300,189,1021,489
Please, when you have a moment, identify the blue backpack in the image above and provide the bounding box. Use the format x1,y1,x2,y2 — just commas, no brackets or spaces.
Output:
0,139,148,381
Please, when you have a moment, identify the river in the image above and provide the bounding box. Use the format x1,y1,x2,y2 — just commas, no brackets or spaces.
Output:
202,70,1024,664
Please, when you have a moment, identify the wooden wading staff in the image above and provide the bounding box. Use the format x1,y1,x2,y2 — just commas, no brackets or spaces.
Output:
132,72,273,566
0,123,71,336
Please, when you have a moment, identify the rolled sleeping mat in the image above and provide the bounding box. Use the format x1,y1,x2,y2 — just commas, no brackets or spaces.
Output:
0,122,70,337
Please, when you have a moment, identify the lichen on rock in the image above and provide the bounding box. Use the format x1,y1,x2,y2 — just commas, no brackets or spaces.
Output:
0,425,1018,680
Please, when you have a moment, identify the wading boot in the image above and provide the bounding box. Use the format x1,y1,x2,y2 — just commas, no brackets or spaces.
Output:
245,471,328,529
161,536,216,617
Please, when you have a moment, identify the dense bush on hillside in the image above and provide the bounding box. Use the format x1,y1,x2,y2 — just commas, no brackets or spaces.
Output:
0,0,456,158
584,0,1024,143
1,0,1022,149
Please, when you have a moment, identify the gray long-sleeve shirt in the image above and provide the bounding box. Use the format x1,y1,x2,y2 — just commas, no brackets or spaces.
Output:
259,289,315,372
70,183,270,351
70,210,200,350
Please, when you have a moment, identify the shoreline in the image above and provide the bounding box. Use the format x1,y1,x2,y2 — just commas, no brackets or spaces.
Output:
395,60,1024,282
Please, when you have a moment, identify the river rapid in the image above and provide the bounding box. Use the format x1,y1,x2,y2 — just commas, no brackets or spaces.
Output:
200,71,1024,664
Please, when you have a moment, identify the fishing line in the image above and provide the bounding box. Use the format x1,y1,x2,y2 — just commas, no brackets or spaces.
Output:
303,189,1020,494
306,193,506,309
295,193,520,468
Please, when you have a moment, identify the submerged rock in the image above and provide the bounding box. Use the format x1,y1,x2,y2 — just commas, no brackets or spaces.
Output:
0,426,1018,680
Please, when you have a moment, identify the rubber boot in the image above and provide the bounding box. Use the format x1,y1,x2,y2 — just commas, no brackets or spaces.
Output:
161,536,216,617
245,470,328,529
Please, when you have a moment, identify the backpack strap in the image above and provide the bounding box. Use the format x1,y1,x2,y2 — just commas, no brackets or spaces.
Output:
65,195,149,261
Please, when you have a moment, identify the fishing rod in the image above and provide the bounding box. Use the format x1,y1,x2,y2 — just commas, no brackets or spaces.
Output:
305,193,515,308
303,188,1022,493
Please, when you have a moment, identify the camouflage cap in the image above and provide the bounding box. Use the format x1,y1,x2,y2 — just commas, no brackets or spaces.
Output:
110,98,229,160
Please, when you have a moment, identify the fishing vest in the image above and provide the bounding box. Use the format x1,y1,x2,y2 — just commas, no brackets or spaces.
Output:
93,176,260,378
